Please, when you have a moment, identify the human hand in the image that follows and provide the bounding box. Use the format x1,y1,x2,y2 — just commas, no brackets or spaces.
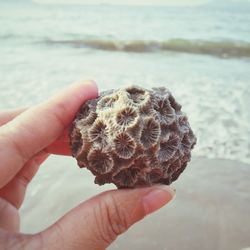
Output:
0,80,175,250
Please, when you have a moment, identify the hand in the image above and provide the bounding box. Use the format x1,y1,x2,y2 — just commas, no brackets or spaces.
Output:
0,80,175,250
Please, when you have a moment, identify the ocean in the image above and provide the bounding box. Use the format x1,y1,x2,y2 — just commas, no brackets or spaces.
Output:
0,0,250,164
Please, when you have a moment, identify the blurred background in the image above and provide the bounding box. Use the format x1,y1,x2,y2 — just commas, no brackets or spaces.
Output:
0,0,250,249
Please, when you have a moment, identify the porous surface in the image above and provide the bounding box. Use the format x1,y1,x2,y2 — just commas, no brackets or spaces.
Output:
70,86,196,188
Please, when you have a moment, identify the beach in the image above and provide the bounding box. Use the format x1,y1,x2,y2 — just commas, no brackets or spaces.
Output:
1,2,250,164
1,1,250,249
20,156,250,250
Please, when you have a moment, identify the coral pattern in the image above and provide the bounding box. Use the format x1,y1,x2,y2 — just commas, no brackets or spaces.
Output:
70,86,196,188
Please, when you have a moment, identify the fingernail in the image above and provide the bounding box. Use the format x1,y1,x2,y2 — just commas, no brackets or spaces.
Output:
75,80,99,100
142,186,176,215
82,80,98,93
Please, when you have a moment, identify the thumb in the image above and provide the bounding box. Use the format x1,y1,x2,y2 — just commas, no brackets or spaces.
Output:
40,186,175,250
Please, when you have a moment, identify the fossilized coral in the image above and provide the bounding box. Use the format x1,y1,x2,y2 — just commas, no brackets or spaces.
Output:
70,85,196,188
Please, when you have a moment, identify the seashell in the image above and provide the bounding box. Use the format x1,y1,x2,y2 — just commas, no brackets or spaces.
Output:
70,85,197,188
157,134,180,162
70,127,82,157
89,119,108,148
78,109,97,126
87,149,114,174
116,107,138,128
153,95,176,125
147,168,163,183
97,94,119,110
168,93,182,112
113,167,141,187
140,118,160,149
114,132,136,159
125,86,150,107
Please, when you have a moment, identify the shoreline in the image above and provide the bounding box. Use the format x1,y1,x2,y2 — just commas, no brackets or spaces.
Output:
20,156,250,250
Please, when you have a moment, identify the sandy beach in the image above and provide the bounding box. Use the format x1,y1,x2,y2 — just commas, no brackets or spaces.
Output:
20,156,250,250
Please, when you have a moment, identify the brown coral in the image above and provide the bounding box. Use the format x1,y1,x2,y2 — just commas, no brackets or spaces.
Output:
70,85,196,188
114,132,136,159
140,118,160,149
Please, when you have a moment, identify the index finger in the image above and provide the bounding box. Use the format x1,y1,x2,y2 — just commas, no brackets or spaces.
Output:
0,108,27,126
0,80,98,188
0,109,71,155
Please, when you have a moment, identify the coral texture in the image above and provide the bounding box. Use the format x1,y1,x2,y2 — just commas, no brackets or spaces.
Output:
70,86,196,188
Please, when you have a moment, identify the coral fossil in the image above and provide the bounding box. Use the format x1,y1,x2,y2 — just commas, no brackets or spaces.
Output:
70,86,196,188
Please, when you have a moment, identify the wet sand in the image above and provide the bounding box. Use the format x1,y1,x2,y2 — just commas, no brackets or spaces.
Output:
20,157,250,250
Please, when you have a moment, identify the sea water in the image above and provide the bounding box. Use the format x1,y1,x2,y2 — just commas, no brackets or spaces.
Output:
0,1,250,163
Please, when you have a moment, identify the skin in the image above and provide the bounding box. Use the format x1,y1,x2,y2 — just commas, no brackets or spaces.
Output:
0,80,175,250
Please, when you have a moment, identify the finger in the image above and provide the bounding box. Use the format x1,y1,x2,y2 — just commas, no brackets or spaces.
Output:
41,186,175,250
0,108,27,126
0,152,49,209
0,111,74,156
0,80,98,188
0,108,70,161
45,128,71,155
0,197,19,232
46,141,71,155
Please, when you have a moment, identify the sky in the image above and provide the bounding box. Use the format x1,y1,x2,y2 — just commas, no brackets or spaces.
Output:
33,0,211,6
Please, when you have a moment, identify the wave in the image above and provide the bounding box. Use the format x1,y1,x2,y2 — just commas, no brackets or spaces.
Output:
43,38,250,58
0,34,16,40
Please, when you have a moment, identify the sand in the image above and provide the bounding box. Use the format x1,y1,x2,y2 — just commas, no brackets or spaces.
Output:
20,156,250,250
